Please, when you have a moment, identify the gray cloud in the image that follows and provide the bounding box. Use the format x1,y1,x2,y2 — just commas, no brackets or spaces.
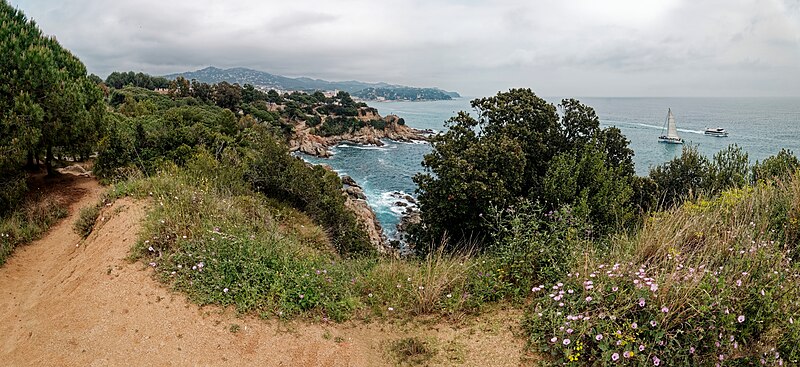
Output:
9,0,800,97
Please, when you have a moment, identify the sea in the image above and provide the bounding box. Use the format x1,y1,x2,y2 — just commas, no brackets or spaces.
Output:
301,97,800,240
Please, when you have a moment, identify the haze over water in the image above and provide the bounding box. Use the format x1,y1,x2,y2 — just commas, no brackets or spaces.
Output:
303,97,800,240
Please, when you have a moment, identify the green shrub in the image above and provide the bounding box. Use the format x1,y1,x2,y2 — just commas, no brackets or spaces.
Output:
73,204,101,238
487,202,591,302
244,130,374,257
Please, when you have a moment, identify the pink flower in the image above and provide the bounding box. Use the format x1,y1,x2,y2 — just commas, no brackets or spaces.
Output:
661,306,669,313
586,296,593,302
689,346,695,354
612,286,619,292
631,322,638,329
738,315,745,323
650,320,657,327
551,337,558,343
596,334,603,341
612,353,620,361
639,344,645,352
653,356,661,366
623,351,631,358
563,338,571,346
638,298,646,307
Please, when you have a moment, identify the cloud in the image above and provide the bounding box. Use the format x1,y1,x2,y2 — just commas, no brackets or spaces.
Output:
9,0,800,96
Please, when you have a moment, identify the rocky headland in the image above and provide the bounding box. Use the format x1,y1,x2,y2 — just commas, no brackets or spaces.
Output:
288,108,430,158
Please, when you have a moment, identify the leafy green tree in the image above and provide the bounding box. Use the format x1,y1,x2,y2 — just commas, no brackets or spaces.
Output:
708,144,749,194
413,89,639,251
212,81,242,110
752,149,799,182
0,0,105,182
649,145,710,208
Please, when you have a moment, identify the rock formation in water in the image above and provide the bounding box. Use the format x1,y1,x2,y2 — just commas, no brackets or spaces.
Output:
288,109,429,158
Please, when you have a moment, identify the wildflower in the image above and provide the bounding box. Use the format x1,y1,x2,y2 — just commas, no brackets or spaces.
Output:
149,262,157,267
585,296,593,302
639,345,645,352
368,293,373,298
661,306,669,313
738,315,745,323
689,346,695,354
299,294,304,299
623,351,632,358
650,320,657,327
631,322,638,329
551,337,558,343
563,338,571,346
446,293,452,298
639,298,646,307
388,307,394,311
736,279,742,287
653,356,661,366
223,288,229,293
612,353,620,361
612,286,619,292
596,334,603,341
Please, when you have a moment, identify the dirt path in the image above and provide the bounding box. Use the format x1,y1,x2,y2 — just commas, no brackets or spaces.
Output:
0,176,528,366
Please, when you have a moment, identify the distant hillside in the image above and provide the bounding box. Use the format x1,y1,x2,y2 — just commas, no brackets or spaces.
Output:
352,87,458,101
164,67,459,101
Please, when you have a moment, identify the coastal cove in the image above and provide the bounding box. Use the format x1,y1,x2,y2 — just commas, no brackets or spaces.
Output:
301,97,800,241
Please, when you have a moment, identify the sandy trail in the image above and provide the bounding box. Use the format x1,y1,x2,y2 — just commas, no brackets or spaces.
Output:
0,175,527,366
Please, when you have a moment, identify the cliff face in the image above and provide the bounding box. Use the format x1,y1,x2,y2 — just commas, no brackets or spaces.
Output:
288,111,429,158
340,176,397,257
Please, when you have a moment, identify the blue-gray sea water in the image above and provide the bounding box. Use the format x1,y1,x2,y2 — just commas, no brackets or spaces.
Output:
302,97,800,240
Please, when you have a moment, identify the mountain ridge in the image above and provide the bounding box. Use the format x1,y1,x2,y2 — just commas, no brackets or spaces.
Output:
163,66,459,101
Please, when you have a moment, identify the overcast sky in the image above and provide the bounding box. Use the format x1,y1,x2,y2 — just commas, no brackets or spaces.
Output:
9,0,800,97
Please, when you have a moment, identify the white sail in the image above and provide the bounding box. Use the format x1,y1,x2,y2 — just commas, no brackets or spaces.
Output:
666,109,680,139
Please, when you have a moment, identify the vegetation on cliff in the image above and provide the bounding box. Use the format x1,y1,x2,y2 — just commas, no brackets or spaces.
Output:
3,3,800,364
352,87,458,101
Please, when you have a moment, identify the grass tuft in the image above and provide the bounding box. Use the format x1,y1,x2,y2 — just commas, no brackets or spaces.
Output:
73,204,101,238
389,336,437,366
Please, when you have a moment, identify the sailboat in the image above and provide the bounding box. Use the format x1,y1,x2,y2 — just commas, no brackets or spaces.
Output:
658,108,684,144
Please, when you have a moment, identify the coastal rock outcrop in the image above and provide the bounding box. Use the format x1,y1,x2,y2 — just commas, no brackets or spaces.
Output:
340,175,397,257
289,110,429,158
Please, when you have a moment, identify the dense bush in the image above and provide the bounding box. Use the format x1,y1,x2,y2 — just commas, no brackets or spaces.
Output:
413,89,640,251
314,116,365,136
244,130,374,257
650,144,799,210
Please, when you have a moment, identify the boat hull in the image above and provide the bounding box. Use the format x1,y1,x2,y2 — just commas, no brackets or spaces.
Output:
658,136,684,144
704,132,729,137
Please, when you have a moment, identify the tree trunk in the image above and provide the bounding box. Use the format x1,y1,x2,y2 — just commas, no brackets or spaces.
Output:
26,151,34,168
45,145,55,176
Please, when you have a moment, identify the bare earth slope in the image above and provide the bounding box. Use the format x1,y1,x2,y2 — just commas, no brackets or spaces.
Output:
0,176,526,366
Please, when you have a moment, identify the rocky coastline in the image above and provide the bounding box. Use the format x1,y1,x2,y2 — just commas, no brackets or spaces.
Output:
288,112,431,158
340,175,399,257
